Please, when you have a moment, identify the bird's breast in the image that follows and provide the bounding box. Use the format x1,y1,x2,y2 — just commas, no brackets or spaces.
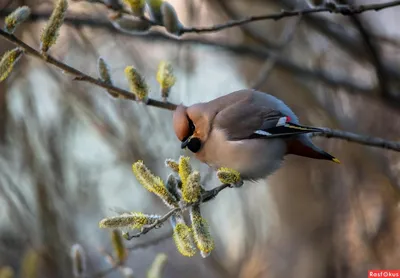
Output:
196,128,287,180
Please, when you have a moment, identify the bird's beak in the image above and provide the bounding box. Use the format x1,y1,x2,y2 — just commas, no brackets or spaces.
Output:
181,136,192,149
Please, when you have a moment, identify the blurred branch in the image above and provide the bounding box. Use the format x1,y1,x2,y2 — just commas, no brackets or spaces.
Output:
211,0,280,49
0,30,399,153
348,15,390,98
91,232,172,278
251,16,301,90
127,231,172,250
179,1,400,34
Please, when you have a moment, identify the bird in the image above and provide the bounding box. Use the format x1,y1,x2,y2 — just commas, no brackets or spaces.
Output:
172,89,340,181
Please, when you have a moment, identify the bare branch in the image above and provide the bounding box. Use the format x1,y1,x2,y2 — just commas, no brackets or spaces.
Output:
251,16,301,90
179,1,400,35
312,128,400,152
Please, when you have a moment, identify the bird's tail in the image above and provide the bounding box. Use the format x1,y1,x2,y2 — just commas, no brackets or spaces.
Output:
286,135,340,164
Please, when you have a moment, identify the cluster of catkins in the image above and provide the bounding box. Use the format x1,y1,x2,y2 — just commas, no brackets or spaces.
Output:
100,156,221,258
98,57,176,103
1,1,178,105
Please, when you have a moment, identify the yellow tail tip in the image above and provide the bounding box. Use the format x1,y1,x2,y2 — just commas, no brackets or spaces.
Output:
332,158,341,164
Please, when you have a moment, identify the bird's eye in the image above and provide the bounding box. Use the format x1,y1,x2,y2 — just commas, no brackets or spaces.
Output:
187,137,202,153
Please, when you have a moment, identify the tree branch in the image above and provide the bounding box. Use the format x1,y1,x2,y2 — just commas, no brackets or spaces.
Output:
0,29,177,111
0,30,399,153
0,11,381,96
312,128,400,152
179,1,400,34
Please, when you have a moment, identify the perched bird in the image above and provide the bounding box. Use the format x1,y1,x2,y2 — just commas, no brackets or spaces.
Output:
172,89,340,181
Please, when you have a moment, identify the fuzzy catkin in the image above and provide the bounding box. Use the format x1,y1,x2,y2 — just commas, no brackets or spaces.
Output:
0,48,24,82
4,6,31,34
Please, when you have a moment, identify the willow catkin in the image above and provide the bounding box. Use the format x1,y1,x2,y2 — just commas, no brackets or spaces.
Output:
181,170,202,204
156,61,176,100
70,244,86,278
124,66,149,102
0,48,24,82
99,212,161,229
160,2,183,36
190,205,214,258
40,0,68,53
132,161,179,208
172,223,197,257
4,6,31,34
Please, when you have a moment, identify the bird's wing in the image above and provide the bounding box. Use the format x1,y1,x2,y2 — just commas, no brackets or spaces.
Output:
213,99,322,141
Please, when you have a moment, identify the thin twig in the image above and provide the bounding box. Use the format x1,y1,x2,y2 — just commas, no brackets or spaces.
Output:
125,183,231,239
73,0,400,36
251,16,301,90
348,14,390,99
179,1,400,34
127,231,172,250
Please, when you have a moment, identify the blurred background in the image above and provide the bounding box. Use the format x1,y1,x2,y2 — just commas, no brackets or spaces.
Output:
0,0,400,277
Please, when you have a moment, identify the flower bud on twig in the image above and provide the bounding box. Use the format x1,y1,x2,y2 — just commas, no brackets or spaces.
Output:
99,212,161,229
0,48,24,82
70,244,86,278
97,57,121,98
161,2,183,36
40,0,68,53
4,6,31,34
147,253,167,278
21,248,39,278
132,161,179,208
182,170,202,204
111,229,127,264
178,156,192,187
124,66,149,103
190,205,214,258
123,0,145,16
172,223,197,257
156,61,176,100
165,158,179,173
217,167,243,187
146,0,163,23
166,174,181,201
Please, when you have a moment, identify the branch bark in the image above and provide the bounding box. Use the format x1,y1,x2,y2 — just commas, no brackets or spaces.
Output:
0,30,399,153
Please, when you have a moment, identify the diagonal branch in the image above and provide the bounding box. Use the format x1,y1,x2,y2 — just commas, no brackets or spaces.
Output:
0,30,399,153
0,29,177,111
